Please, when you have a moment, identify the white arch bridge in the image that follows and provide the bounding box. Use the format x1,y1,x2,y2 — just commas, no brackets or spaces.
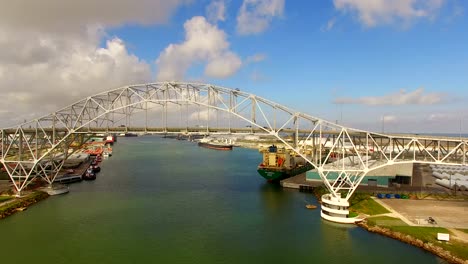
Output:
2,82,467,223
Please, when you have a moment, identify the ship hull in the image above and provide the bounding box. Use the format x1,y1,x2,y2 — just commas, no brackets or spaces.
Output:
257,163,314,181
198,142,233,151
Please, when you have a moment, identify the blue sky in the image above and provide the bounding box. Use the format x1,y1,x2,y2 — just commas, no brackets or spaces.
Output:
1,0,467,133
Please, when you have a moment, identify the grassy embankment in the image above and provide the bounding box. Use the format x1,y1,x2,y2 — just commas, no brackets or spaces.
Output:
0,191,49,219
312,185,468,262
0,196,12,203
348,192,389,216
366,216,468,261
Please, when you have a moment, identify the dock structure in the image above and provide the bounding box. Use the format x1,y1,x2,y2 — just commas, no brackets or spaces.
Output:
53,154,93,184
280,173,321,190
283,163,455,195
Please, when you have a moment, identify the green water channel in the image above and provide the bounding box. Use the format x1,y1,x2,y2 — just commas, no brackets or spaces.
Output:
0,136,444,263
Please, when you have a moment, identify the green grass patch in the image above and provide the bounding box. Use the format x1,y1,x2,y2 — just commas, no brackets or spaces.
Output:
367,216,407,227
0,196,12,203
390,226,448,243
389,226,468,260
441,242,468,260
458,229,468,234
367,221,468,260
0,198,21,212
0,191,48,219
349,193,390,215
348,211,359,218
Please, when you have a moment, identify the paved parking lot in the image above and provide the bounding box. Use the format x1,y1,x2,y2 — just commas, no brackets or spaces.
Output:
380,199,468,229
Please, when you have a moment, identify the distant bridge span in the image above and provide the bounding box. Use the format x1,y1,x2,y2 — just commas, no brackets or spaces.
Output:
2,82,467,223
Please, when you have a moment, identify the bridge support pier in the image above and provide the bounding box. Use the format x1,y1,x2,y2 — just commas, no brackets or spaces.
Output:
320,193,362,224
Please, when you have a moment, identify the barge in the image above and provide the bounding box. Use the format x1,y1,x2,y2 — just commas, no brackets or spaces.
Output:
197,138,233,151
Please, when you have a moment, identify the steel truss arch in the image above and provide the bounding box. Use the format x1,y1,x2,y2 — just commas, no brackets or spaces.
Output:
1,82,467,222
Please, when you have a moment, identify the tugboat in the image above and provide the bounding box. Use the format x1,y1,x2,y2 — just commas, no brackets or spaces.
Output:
91,164,101,173
83,167,96,181
257,145,314,182
103,146,112,157
90,156,101,172
197,138,233,151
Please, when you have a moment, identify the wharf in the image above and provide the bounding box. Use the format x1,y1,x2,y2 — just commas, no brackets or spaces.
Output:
54,159,92,184
281,165,452,194
280,173,322,191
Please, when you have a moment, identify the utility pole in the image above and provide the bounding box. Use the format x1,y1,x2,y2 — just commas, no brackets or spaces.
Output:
460,117,462,139
340,103,343,125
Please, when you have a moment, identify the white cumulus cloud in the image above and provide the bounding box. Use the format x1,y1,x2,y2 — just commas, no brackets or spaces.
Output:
237,0,285,35
0,1,189,126
333,0,446,27
156,16,242,81
0,29,152,126
0,0,189,33
207,0,227,23
205,52,242,78
334,88,447,106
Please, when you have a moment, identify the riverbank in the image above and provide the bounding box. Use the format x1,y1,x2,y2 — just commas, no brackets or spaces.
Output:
309,185,468,263
357,220,468,264
0,191,49,219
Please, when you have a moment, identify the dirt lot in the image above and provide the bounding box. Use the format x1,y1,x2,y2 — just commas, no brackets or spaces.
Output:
381,199,468,229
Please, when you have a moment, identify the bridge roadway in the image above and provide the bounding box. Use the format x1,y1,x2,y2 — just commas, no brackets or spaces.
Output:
4,126,466,141
4,127,465,155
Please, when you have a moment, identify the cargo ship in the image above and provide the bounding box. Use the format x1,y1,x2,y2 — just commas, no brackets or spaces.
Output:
197,138,233,151
257,145,314,181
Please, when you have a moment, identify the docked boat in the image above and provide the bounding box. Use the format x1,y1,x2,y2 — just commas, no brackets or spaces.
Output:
257,145,314,181
103,146,112,157
104,135,116,145
197,138,233,151
83,168,96,181
91,164,101,173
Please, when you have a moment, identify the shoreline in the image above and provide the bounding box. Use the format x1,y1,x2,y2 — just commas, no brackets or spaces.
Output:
309,187,467,263
357,220,468,264
0,191,49,220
